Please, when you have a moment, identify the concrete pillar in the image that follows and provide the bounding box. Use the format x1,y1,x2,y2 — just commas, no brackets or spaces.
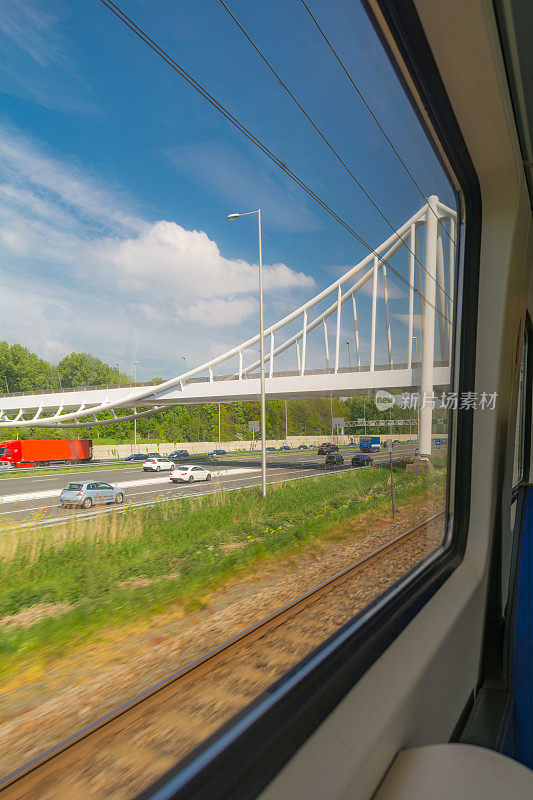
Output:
420,196,439,456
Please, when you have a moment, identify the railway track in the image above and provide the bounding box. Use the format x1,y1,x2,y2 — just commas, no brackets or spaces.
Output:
0,510,445,799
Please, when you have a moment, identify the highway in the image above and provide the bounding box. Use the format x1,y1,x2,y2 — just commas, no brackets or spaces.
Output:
0,445,420,528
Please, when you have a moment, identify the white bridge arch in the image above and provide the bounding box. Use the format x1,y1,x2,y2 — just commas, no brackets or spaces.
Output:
0,196,456,455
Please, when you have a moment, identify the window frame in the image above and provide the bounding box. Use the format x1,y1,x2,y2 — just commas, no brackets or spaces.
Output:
511,313,532,498
138,1,482,797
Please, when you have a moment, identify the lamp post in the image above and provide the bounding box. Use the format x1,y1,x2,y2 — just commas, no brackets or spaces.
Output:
133,361,139,451
345,340,352,371
412,336,419,445
228,209,266,498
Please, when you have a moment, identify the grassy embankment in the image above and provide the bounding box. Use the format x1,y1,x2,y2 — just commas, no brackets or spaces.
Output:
0,457,446,677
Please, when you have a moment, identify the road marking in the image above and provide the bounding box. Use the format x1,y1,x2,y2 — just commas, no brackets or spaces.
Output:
0,468,259,504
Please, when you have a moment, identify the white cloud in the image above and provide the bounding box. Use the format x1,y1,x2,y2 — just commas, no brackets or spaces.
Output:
0,127,318,374
0,1,97,114
183,297,258,327
0,125,143,235
96,220,315,300
394,313,422,331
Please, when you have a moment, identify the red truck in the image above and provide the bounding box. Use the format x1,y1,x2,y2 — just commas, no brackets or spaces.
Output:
0,440,92,468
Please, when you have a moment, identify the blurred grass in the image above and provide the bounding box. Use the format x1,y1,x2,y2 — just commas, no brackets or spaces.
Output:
0,458,446,675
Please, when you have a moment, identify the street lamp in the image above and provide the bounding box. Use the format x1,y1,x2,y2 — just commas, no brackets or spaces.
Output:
345,340,352,371
133,361,139,451
228,208,266,498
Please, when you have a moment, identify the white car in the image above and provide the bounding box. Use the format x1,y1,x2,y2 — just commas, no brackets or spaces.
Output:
170,465,212,483
142,457,174,472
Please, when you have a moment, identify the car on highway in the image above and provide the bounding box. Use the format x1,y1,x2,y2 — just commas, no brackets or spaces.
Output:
351,455,373,467
169,449,189,460
392,440,401,444
0,460,16,471
318,443,340,455
208,449,227,456
142,457,174,472
278,445,291,451
124,453,146,462
146,451,162,458
297,444,308,450
265,446,277,452
325,453,344,468
60,481,124,509
170,465,212,483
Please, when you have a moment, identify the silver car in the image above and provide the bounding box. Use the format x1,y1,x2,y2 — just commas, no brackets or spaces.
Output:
60,481,124,509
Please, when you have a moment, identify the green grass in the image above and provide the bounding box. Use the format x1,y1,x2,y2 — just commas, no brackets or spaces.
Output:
0,458,446,675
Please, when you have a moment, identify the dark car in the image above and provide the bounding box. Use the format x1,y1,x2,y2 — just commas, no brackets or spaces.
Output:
297,444,308,450
208,449,227,456
279,445,291,451
169,449,189,459
318,443,340,455
351,455,373,467
325,453,344,467
146,452,161,458
392,440,400,444
266,446,277,452
124,453,146,462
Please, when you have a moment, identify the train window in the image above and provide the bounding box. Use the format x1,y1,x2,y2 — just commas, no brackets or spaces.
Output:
0,1,479,797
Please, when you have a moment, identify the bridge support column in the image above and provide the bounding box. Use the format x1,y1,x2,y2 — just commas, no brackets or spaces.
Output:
420,196,439,456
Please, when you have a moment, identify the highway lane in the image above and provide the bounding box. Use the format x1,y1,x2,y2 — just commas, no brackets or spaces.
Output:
0,445,420,527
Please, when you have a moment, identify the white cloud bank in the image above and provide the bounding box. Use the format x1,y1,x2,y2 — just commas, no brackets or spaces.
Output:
0,125,316,373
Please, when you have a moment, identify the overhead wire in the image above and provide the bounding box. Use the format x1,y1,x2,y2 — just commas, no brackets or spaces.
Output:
97,0,451,325
300,0,457,248
218,0,452,304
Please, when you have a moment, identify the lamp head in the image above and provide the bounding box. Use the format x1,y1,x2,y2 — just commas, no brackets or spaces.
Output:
227,213,240,221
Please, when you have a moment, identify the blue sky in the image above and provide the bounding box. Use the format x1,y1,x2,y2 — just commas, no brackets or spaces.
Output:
0,0,456,381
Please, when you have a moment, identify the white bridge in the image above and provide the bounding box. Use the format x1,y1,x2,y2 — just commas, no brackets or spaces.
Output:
0,196,456,456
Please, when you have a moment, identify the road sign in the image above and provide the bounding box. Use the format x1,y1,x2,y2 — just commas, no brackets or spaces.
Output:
332,417,344,427
249,421,260,432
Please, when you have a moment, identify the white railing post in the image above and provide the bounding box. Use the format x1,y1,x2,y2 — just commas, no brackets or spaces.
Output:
269,332,274,378
408,223,415,369
334,285,341,373
296,340,301,372
435,224,449,361
238,350,243,380
209,366,214,383
323,320,330,370
352,295,361,370
301,310,307,376
420,196,439,456
382,263,393,368
370,256,378,371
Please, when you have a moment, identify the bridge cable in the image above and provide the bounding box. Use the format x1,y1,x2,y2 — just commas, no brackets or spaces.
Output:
300,0,456,249
97,0,450,325
218,0,452,304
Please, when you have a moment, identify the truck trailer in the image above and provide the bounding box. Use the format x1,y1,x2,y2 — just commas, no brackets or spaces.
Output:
0,440,92,468
359,436,381,452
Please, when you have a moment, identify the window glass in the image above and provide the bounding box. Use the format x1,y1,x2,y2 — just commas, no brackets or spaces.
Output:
0,1,468,794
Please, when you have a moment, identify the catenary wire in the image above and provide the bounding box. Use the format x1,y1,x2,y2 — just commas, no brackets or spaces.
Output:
218,0,452,304
300,0,456,248
97,0,451,324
